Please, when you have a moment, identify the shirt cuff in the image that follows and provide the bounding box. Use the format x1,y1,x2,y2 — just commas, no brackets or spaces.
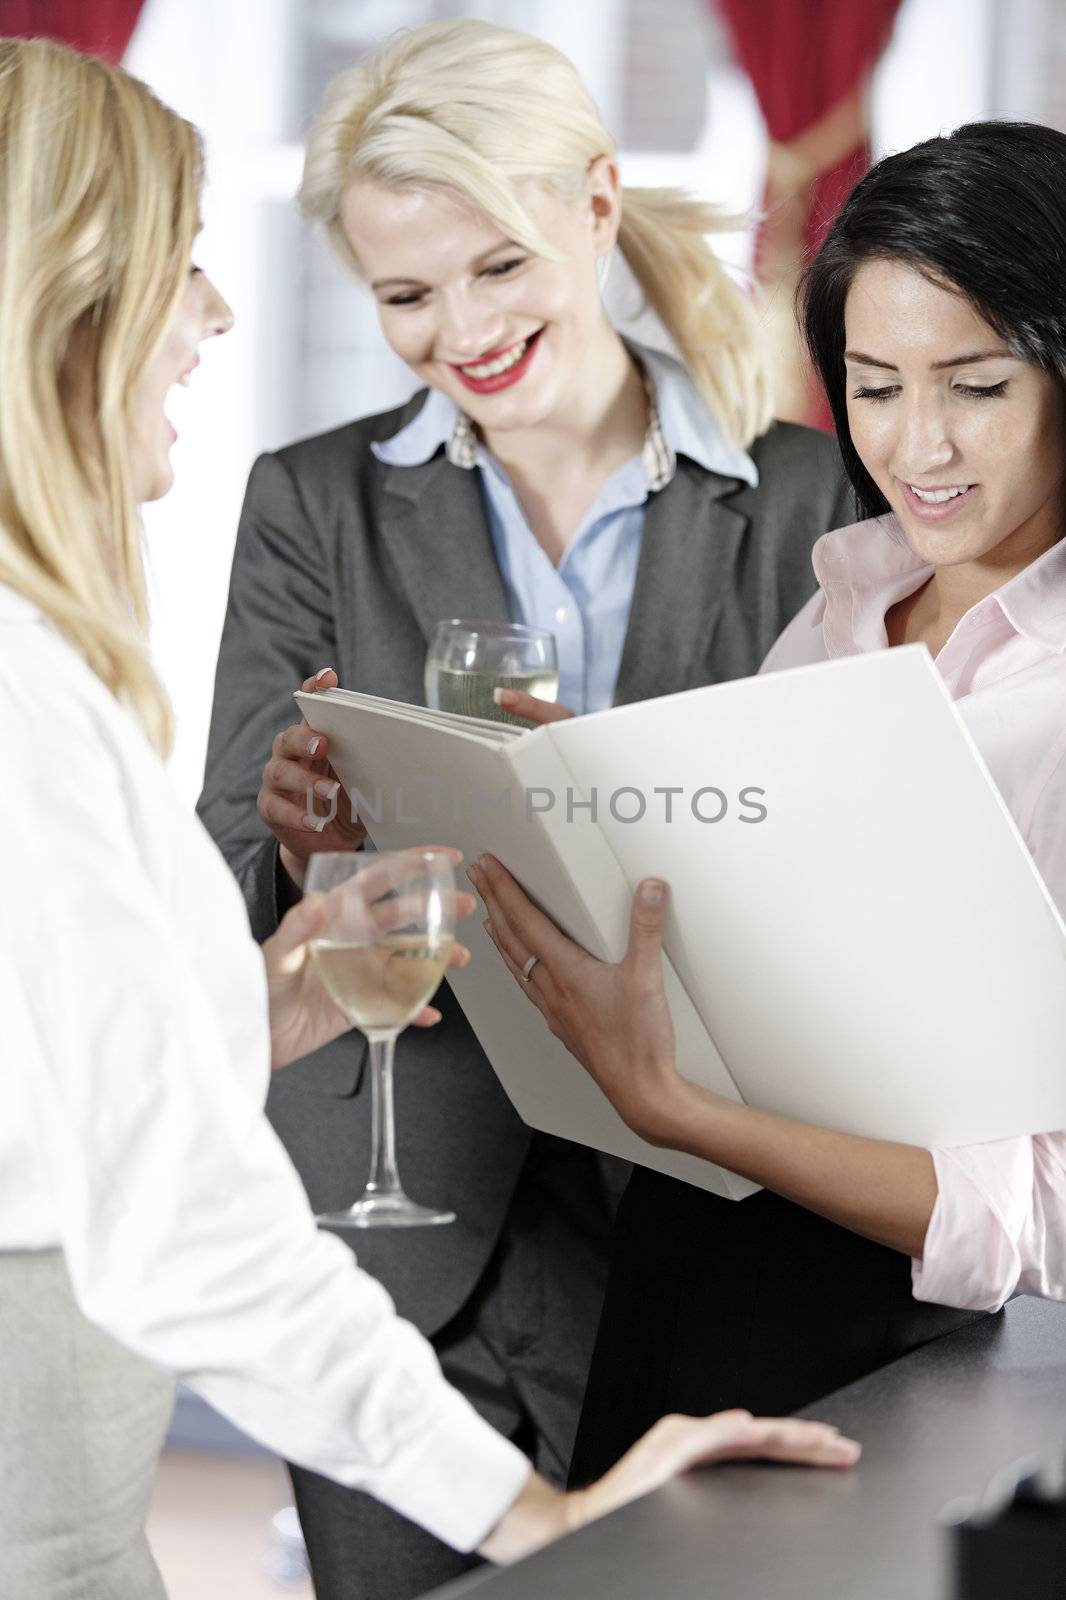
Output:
370,1386,533,1552
910,1146,1014,1313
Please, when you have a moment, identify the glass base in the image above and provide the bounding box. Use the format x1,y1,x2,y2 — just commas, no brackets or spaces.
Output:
316,1193,456,1230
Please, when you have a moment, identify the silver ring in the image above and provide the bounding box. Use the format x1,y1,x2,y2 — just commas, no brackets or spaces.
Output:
520,954,539,983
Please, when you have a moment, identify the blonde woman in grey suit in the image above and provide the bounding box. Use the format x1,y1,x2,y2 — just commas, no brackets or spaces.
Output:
0,35,861,1600
199,20,853,1600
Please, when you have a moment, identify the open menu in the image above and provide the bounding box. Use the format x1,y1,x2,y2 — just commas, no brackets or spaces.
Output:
296,646,1066,1199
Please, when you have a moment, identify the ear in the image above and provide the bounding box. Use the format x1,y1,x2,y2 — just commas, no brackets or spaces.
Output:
587,154,622,256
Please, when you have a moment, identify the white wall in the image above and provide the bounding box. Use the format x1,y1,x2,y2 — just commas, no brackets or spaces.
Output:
873,0,993,151
126,0,303,803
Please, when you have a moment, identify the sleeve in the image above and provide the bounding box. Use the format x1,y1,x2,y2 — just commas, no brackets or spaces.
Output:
911,738,1066,1314
912,1136,1066,1312
1018,729,1066,920
7,684,530,1551
196,451,337,943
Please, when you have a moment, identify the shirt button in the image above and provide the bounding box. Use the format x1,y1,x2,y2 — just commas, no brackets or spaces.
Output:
555,605,571,624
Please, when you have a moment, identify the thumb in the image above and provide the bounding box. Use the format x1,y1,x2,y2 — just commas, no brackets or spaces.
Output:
626,879,667,973
270,891,327,975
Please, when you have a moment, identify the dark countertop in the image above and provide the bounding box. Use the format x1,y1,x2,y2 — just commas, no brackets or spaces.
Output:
428,1297,1066,1600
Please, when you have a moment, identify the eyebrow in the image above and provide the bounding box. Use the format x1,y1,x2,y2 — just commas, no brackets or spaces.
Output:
370,242,519,293
843,348,1013,371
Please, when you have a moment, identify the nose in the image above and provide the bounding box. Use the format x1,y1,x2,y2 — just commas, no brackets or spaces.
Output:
199,272,235,339
436,285,504,360
895,390,955,476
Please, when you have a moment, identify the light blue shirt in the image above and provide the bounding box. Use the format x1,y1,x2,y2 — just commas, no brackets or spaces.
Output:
371,342,758,714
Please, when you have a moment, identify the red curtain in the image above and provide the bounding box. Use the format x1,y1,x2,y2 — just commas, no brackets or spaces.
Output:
715,0,903,428
1,0,146,61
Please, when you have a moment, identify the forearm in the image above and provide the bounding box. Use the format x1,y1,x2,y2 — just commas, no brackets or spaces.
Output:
659,1079,937,1259
473,857,936,1259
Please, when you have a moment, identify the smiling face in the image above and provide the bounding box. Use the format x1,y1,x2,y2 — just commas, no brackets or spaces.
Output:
131,266,233,502
843,259,1066,581
339,162,619,441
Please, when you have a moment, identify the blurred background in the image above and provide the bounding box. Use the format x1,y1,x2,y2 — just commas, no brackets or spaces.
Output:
6,0,1066,1593
116,0,1065,810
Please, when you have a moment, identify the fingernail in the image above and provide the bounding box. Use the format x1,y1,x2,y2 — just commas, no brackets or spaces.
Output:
308,736,323,757
314,778,339,800
314,667,334,682
493,688,515,705
457,947,471,966
640,879,665,906
466,866,477,885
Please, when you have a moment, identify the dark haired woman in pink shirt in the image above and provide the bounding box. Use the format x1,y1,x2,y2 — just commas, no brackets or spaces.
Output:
475,119,1066,1482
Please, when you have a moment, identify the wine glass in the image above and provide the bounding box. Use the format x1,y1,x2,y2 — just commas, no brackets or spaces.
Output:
305,849,458,1228
425,619,558,728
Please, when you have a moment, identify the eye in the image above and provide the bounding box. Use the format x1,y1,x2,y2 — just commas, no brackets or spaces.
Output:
190,264,204,278
955,380,1008,400
384,290,426,308
482,257,526,279
852,385,899,403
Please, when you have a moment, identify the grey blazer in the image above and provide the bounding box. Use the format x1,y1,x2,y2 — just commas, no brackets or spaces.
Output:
197,392,853,1336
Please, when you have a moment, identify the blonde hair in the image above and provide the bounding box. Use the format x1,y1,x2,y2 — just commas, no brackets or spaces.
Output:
0,38,203,755
300,20,773,447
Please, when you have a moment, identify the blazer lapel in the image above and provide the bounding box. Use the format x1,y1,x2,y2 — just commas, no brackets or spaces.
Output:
614,462,750,705
376,454,511,645
375,444,751,699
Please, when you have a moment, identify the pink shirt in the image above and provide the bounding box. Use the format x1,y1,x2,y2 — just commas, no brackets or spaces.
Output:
762,514,1066,1313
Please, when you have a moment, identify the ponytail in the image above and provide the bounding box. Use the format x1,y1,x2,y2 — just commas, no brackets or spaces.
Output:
618,188,773,448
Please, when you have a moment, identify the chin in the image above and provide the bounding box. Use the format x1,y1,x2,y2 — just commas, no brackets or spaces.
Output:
466,386,554,434
139,462,175,503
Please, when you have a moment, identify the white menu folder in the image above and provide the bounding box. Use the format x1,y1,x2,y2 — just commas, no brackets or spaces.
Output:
296,645,1066,1201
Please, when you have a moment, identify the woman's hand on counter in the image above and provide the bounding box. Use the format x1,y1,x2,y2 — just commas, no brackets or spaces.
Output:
480,1410,860,1564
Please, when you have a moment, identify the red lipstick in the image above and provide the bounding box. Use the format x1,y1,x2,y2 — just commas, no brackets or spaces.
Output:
450,328,543,395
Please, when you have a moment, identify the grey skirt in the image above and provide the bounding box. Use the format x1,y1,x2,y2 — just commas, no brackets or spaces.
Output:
0,1249,175,1600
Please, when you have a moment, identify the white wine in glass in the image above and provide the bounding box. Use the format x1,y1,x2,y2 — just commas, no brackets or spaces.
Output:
310,934,455,1033
425,619,558,727
306,849,458,1229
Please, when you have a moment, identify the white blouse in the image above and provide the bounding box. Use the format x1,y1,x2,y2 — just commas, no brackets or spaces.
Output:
0,585,529,1550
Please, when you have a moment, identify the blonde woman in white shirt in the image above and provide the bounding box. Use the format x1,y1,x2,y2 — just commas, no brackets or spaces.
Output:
0,36,858,1600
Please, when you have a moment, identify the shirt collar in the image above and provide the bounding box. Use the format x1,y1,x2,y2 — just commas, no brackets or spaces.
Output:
813,514,1066,656
370,338,758,490
996,538,1066,649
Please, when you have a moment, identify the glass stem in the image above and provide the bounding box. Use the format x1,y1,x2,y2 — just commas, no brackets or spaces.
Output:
364,1030,404,1199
